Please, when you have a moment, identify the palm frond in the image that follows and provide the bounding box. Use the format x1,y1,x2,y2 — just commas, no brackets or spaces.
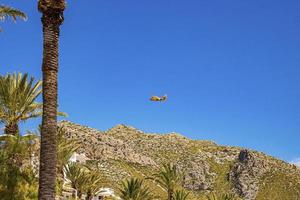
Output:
57,126,80,172
0,73,42,135
0,5,27,32
149,163,183,192
174,190,190,200
0,5,27,21
119,178,156,200
206,193,238,200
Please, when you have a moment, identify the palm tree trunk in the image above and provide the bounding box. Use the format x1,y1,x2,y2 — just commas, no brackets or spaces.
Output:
7,165,18,200
168,189,173,200
38,8,63,200
87,190,93,200
4,122,19,136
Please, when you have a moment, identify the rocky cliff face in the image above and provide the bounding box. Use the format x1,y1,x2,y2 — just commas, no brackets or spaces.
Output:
229,150,268,200
60,121,300,200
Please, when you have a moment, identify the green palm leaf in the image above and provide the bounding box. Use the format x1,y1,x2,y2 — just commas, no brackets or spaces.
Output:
0,73,42,135
148,163,183,200
119,178,156,200
206,193,238,200
0,5,27,21
174,190,190,200
0,5,27,32
0,133,38,199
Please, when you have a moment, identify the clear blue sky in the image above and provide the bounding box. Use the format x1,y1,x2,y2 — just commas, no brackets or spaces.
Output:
1,0,300,163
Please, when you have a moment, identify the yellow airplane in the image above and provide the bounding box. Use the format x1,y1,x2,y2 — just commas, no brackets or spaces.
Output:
150,95,167,102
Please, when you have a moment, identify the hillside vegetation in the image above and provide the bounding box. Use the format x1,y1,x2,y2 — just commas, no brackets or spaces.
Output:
60,121,300,200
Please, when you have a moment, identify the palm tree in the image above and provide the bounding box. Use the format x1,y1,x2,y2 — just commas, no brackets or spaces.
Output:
150,163,183,200
206,193,237,200
0,133,38,200
64,163,87,199
56,126,79,174
0,73,42,136
64,162,105,200
119,178,155,200
84,171,104,200
173,190,189,200
56,126,79,195
37,0,66,199
0,5,27,31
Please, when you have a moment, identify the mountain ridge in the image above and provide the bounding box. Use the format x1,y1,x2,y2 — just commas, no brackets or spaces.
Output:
59,120,300,200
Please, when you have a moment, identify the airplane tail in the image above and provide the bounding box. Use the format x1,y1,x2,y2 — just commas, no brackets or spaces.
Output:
161,95,168,101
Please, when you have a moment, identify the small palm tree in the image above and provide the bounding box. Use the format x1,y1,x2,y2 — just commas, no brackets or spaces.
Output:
56,126,79,173
84,171,103,200
0,133,38,199
119,178,155,200
64,163,87,198
0,5,27,31
64,163,105,199
0,133,38,169
173,190,190,200
0,73,42,136
150,163,183,200
17,167,39,199
206,193,237,200
56,126,79,195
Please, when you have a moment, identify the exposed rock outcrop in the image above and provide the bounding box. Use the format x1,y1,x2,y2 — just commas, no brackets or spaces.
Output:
229,149,268,200
178,158,215,191
62,122,156,166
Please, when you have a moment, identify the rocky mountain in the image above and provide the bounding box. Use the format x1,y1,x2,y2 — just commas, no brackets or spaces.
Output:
60,121,300,200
